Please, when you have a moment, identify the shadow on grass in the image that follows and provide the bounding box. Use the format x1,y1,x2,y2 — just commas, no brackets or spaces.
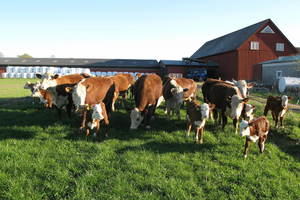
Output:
0,127,37,140
116,140,215,154
268,128,300,161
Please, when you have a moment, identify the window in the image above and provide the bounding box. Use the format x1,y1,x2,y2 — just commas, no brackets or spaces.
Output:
250,41,259,50
276,43,284,51
260,26,275,34
276,71,282,79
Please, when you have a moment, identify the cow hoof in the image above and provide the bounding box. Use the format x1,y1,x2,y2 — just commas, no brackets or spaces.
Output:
145,125,151,129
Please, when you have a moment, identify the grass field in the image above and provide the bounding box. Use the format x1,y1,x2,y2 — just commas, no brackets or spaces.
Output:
0,79,299,200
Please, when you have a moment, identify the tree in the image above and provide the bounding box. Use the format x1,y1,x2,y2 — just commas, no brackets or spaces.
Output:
18,53,32,58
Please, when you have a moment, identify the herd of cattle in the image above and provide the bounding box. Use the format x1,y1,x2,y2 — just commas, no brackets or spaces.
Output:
23,73,291,158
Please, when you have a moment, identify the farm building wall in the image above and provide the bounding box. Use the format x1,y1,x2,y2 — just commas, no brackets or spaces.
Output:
238,22,297,80
201,51,238,80
262,62,300,86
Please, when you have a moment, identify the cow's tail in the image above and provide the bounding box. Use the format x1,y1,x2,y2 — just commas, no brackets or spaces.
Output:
104,83,116,116
72,79,87,110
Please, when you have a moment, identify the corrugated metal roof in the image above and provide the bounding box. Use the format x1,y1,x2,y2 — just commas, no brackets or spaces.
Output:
261,55,300,64
0,57,159,68
159,60,218,67
191,19,270,59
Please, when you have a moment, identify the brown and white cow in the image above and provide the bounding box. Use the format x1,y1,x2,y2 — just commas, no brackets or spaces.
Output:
70,77,115,137
186,98,215,144
130,74,163,130
264,95,291,128
240,116,270,158
110,73,135,111
163,77,197,119
36,73,90,90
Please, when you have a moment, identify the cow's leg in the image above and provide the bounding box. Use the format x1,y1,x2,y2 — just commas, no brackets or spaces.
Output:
280,116,284,128
186,122,192,137
176,105,181,120
275,113,279,128
233,118,238,134
56,107,62,120
66,102,72,118
195,127,199,144
80,110,87,131
221,111,227,130
199,128,204,144
243,138,251,158
258,135,267,153
145,105,155,129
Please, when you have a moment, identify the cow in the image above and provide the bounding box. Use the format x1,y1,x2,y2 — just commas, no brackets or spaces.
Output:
69,76,115,137
130,74,163,130
241,103,256,121
36,73,90,90
240,116,270,158
24,81,53,108
163,77,197,119
202,78,254,103
263,95,291,128
207,81,250,134
186,98,215,144
110,73,135,111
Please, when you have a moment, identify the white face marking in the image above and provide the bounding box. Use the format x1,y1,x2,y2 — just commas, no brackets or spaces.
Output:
92,104,104,121
244,104,254,120
130,108,144,129
231,95,244,119
40,78,57,90
281,95,288,107
240,120,250,137
72,79,86,110
236,80,248,98
200,103,210,119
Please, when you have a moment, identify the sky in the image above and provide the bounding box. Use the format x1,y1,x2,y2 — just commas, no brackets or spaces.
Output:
0,0,299,60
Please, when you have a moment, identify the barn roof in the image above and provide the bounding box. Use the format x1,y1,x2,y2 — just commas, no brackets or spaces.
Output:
0,57,159,68
191,19,270,59
260,55,300,65
159,60,217,67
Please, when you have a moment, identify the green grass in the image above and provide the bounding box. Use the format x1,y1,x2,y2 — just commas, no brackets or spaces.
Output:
0,79,299,200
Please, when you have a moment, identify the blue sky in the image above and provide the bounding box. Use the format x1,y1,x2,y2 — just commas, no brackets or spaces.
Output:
0,0,299,59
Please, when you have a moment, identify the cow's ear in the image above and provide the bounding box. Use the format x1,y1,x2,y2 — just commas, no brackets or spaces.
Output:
242,98,249,103
252,105,256,110
65,87,73,93
35,73,42,79
247,82,255,88
209,103,216,110
52,74,59,79
183,88,189,92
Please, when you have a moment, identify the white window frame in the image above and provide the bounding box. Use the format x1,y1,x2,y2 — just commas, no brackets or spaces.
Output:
276,70,282,79
276,43,285,52
250,41,259,50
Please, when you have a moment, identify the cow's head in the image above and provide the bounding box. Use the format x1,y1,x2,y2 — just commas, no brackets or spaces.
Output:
201,103,215,119
36,73,60,90
281,95,291,108
70,80,86,111
130,108,144,130
229,95,249,119
240,120,251,137
169,79,188,102
243,104,255,120
232,79,254,98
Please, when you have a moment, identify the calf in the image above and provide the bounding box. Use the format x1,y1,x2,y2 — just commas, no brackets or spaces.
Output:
264,95,290,128
24,81,53,108
85,102,110,138
186,99,215,144
70,77,115,137
130,74,163,129
163,77,197,119
240,116,270,158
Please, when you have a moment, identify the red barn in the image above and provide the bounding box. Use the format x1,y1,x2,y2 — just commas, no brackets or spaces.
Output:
190,19,298,81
